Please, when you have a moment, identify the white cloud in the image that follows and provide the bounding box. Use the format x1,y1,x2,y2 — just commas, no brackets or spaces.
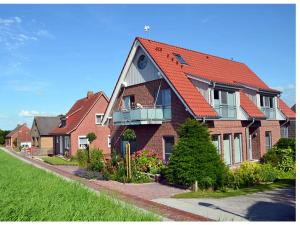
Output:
19,110,57,118
35,29,54,39
19,110,40,117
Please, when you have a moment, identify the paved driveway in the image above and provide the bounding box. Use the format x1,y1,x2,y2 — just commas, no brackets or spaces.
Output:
153,188,296,221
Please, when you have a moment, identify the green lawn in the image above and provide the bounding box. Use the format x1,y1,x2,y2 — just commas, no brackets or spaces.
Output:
42,156,78,166
0,149,160,221
173,180,295,199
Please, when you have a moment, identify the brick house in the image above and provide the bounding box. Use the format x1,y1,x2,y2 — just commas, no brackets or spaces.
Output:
279,101,296,139
102,37,295,165
30,116,62,155
5,123,31,149
51,91,110,156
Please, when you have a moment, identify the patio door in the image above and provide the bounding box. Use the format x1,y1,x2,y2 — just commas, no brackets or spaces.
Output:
59,136,63,155
223,134,232,165
234,133,243,163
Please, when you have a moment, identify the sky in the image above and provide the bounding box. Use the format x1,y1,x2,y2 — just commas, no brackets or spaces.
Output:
0,4,296,130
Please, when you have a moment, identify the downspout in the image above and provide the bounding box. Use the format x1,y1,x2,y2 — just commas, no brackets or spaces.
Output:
201,117,206,125
245,118,255,161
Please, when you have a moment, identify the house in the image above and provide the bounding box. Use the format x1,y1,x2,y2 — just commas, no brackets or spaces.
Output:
5,123,31,149
279,102,296,139
51,91,110,157
30,116,62,155
102,37,296,165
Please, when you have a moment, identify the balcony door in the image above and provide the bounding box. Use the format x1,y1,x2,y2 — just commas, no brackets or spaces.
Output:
214,90,236,118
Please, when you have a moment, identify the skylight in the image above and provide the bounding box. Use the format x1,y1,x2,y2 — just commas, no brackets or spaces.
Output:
174,53,188,65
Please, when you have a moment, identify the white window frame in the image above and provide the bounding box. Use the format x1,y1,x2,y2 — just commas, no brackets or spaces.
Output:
95,113,104,125
108,135,111,148
265,131,272,151
78,136,89,149
211,134,221,154
64,136,70,149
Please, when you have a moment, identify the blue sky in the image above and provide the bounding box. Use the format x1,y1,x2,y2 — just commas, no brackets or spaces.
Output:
0,4,295,130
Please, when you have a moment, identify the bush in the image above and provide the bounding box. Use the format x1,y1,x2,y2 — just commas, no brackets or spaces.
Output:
258,163,278,183
275,138,295,153
122,129,136,141
76,149,88,168
165,118,227,189
132,150,164,174
88,149,104,172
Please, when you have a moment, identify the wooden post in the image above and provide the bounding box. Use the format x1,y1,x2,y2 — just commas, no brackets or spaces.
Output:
192,180,198,192
125,143,131,179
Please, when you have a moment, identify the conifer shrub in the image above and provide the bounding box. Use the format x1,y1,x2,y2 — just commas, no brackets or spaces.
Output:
165,118,227,189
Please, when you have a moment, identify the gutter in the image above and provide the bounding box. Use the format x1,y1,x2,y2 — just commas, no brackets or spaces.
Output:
245,118,255,161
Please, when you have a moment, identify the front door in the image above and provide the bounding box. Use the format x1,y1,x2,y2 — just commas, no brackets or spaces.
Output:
59,136,63,155
163,136,174,161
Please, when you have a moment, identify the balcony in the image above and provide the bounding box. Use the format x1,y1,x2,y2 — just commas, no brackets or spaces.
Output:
261,107,276,119
113,106,171,125
214,105,237,119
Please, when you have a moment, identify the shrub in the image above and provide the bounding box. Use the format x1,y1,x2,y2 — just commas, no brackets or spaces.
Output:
165,118,227,189
132,150,164,174
275,138,295,153
122,129,136,142
76,149,88,168
232,162,261,187
86,132,97,143
258,163,278,183
88,149,104,172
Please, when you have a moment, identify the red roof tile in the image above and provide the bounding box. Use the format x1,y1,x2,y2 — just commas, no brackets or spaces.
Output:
137,37,278,118
278,98,296,119
52,92,108,134
240,92,266,118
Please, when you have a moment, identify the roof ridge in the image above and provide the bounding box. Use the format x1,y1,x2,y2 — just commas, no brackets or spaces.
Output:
137,37,245,65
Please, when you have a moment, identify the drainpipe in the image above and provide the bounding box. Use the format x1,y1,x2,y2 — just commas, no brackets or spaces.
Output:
245,118,255,161
201,117,206,125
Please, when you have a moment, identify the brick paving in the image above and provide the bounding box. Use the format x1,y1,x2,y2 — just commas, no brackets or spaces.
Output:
1,148,211,221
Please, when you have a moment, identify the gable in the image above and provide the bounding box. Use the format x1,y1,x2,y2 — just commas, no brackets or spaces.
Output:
124,47,159,86
31,119,40,137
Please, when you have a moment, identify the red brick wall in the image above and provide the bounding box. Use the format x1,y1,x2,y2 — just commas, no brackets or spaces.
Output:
69,95,110,156
110,79,190,159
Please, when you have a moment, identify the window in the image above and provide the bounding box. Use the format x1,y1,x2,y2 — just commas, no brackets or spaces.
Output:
234,133,243,164
56,136,59,144
174,53,188,65
156,88,171,106
163,136,174,161
211,134,221,154
95,114,104,124
213,90,236,118
281,126,289,138
223,134,232,165
108,135,111,148
78,136,89,149
260,95,274,108
265,131,272,151
64,136,70,149
123,95,135,110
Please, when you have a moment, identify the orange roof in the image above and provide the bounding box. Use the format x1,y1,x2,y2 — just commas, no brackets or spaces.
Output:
240,92,266,118
278,98,296,119
52,92,108,134
137,37,278,118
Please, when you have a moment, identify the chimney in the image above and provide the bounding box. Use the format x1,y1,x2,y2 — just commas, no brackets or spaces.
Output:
87,91,93,98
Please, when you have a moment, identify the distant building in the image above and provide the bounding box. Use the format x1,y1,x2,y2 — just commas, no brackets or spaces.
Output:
31,116,61,155
5,123,31,149
280,103,296,139
51,91,110,157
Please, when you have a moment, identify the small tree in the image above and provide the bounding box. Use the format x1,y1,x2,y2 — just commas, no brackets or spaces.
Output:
122,129,136,142
166,118,227,190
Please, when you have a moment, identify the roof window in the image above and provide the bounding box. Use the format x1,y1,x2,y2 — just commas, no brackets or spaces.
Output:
174,53,188,65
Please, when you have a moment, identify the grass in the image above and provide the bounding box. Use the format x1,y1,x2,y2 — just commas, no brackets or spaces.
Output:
173,180,295,199
42,156,78,166
0,149,160,221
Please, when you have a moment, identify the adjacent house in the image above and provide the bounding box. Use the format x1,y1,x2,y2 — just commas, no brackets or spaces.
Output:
5,123,31,149
30,116,62,155
279,102,296,139
51,91,110,157
102,37,296,165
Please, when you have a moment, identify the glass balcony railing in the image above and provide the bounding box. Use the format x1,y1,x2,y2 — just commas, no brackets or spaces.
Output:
261,107,276,119
214,105,237,119
113,106,171,125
